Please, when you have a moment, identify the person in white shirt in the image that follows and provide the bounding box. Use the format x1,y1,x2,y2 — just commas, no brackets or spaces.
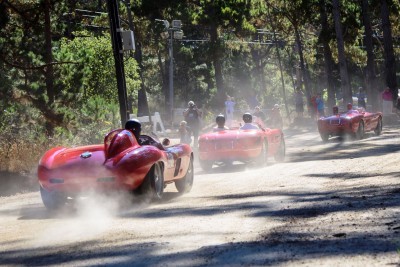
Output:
240,113,260,130
213,114,229,132
224,96,235,127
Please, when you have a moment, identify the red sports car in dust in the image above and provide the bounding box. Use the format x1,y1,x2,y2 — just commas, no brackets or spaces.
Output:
38,129,193,210
198,125,285,171
317,108,382,142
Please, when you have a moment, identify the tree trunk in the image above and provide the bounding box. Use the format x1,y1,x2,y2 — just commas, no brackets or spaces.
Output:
332,0,352,105
157,47,168,116
210,22,225,106
43,0,55,135
43,0,54,104
361,0,379,111
135,42,150,116
319,0,336,111
294,26,312,110
380,0,397,102
250,46,269,96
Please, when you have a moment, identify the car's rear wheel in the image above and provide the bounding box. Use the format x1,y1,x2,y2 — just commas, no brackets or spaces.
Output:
355,121,365,140
274,137,285,162
40,186,66,210
199,159,213,172
374,117,382,135
175,156,194,193
136,163,164,201
256,140,268,165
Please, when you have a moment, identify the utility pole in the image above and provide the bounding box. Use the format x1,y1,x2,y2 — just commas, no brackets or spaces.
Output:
155,19,183,126
168,30,174,124
106,0,129,126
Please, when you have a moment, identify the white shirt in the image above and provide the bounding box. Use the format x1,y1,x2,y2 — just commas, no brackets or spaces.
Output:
225,100,235,114
240,123,260,130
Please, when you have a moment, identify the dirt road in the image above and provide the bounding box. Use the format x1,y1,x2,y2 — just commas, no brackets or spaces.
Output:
1,126,400,266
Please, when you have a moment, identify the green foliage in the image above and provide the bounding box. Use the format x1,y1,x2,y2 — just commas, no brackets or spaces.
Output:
55,31,141,103
1,0,400,174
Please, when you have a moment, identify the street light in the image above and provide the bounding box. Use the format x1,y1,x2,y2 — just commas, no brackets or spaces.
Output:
157,19,183,126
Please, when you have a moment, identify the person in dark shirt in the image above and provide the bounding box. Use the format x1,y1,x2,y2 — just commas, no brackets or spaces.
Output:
357,87,366,109
253,106,266,121
183,101,202,147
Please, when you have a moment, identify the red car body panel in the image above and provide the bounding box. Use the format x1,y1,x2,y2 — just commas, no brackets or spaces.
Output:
198,127,284,162
317,110,382,137
38,129,192,195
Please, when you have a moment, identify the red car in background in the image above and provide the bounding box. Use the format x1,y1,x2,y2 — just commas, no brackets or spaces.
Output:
198,124,285,171
317,108,383,142
38,129,193,210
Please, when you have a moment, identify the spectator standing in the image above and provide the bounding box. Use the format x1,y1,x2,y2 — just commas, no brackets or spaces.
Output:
357,87,366,109
253,106,266,121
294,87,304,118
178,121,192,144
224,96,235,127
310,95,317,119
183,101,202,148
396,97,400,115
269,104,283,129
316,93,325,117
381,87,393,115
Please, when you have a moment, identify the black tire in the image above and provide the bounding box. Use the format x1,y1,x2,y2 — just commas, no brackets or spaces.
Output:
320,132,329,142
40,186,66,210
374,117,382,135
256,140,268,165
175,156,194,193
274,137,286,162
355,121,365,140
136,163,164,201
199,159,213,172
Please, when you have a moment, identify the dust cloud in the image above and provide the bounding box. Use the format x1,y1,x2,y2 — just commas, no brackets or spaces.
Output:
29,191,134,247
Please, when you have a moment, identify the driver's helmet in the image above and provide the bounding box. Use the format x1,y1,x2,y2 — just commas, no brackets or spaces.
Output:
243,112,253,123
216,114,225,124
125,119,141,140
347,103,353,111
188,101,195,108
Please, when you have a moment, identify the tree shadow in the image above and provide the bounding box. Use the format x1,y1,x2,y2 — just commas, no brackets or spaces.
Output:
3,170,400,265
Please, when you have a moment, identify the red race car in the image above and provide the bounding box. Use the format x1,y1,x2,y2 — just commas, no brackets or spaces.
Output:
38,129,194,210
198,124,285,171
317,107,383,142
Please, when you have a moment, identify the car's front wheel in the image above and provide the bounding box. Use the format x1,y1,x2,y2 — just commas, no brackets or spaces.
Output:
175,156,194,193
136,163,164,201
40,186,66,210
374,117,382,135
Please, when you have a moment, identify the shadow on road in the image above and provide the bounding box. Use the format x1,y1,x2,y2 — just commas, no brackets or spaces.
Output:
2,175,400,265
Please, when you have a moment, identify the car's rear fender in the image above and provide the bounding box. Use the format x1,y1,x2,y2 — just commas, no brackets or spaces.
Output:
108,146,166,189
38,146,67,169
